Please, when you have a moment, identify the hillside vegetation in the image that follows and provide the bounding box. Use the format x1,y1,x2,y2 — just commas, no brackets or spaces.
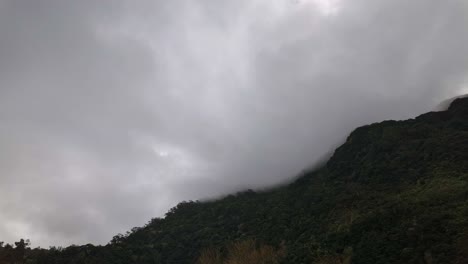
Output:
1,97,468,264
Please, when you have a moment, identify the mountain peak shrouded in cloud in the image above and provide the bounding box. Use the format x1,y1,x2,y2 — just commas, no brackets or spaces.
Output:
435,94,468,111
0,0,468,246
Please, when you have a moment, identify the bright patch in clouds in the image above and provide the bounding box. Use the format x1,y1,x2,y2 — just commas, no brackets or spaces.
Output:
315,0,341,15
459,83,468,95
300,0,341,15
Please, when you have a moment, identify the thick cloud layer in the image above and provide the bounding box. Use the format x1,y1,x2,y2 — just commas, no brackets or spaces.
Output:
0,0,467,247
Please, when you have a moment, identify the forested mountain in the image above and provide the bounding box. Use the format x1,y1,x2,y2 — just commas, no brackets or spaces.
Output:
2,97,468,264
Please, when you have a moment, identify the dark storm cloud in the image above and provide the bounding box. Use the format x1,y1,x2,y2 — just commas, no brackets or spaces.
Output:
0,0,467,246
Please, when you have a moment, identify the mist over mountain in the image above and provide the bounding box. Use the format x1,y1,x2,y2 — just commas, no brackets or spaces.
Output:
1,0,468,247
435,94,468,111
2,94,468,264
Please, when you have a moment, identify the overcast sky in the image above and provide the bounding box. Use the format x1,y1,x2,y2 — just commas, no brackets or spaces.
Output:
0,0,467,247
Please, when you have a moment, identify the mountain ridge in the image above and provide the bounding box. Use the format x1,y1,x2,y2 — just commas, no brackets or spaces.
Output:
1,97,468,264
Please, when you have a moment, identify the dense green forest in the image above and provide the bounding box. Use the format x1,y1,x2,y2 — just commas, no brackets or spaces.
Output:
1,97,467,264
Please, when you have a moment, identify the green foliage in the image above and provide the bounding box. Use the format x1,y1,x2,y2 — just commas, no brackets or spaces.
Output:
197,239,285,264
1,97,467,264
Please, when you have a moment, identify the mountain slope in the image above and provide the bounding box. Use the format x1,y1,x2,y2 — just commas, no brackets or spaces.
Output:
2,97,468,264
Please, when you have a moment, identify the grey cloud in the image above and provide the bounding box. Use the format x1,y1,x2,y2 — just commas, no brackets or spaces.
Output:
0,0,467,247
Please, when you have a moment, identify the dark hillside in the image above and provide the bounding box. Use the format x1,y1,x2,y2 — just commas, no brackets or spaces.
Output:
2,97,468,264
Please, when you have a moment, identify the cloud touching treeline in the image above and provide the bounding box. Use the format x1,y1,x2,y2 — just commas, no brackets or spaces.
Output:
0,0,467,246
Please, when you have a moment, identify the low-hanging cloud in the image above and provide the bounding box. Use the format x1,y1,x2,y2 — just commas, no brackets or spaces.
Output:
0,0,467,247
